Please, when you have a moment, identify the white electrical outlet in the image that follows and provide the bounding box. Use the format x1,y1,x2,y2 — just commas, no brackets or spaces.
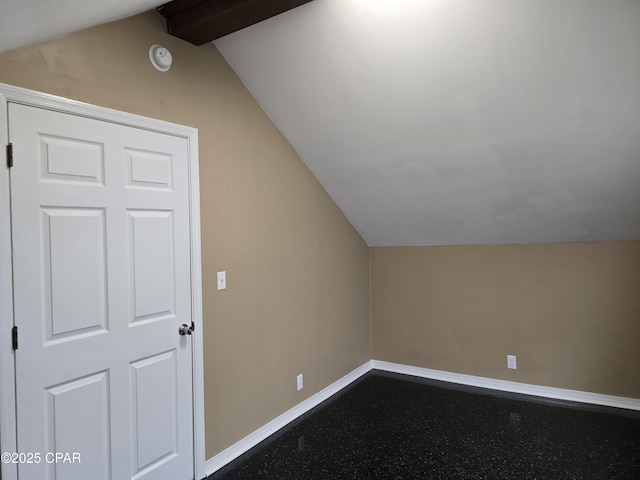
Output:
507,355,517,369
296,374,304,391
217,271,226,290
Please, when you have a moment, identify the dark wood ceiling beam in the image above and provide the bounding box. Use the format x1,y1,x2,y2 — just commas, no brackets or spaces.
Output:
158,0,314,45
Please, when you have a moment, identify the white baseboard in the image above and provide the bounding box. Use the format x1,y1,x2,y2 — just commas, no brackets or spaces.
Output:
371,360,640,412
204,361,373,476
205,359,640,477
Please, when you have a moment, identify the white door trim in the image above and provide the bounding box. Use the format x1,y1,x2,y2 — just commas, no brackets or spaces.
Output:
0,83,206,480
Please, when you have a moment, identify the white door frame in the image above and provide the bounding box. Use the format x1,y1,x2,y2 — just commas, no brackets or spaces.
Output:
0,83,206,480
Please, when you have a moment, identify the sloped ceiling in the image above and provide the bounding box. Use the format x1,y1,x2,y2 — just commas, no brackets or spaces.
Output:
214,0,640,246
0,0,166,55
1,0,639,246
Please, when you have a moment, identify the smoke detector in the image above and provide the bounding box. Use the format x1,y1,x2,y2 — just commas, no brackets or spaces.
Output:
149,44,172,72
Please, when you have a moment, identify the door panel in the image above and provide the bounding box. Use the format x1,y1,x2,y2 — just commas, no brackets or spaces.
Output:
129,210,175,321
10,103,194,480
130,350,178,474
45,207,108,338
45,371,111,480
126,149,173,190
39,134,105,185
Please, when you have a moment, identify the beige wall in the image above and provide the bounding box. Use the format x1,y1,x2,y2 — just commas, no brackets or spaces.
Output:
0,12,371,458
371,242,640,398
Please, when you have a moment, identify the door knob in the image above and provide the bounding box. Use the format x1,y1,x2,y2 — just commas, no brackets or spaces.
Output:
178,323,194,336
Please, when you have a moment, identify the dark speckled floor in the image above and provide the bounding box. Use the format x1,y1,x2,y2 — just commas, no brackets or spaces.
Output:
208,371,640,479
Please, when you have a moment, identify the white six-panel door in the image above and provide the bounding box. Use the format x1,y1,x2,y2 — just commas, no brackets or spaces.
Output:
9,103,195,480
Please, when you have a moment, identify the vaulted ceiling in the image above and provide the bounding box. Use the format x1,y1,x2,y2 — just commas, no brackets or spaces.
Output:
0,0,165,55
1,0,639,246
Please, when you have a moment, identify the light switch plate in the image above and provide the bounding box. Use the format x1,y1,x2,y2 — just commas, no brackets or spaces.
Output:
217,271,226,290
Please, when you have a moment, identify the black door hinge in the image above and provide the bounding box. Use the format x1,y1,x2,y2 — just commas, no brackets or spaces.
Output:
6,143,13,168
12,326,18,350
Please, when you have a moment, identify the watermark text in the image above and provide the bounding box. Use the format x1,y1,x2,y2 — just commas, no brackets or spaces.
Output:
1,452,81,464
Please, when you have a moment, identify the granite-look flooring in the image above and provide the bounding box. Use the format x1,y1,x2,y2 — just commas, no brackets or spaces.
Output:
208,371,640,479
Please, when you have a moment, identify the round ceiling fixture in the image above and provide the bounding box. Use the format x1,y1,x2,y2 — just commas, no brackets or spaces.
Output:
149,44,172,72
